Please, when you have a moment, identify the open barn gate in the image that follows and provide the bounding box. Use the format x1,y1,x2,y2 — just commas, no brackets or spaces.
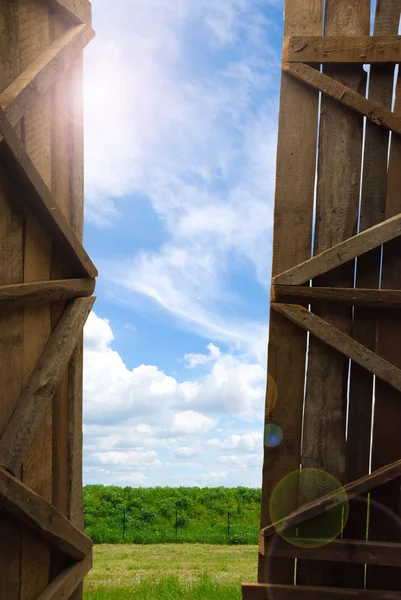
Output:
0,0,96,598
243,1,401,598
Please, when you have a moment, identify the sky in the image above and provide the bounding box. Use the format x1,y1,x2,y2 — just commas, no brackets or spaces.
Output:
82,0,285,488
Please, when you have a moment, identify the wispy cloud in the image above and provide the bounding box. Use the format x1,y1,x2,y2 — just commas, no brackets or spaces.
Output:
85,0,280,362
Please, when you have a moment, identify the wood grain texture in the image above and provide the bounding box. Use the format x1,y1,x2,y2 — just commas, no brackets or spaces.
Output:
46,0,92,24
0,297,95,476
0,1,23,597
272,285,401,308
272,304,401,393
298,0,369,587
273,212,401,286
284,35,401,63
0,105,97,277
345,1,400,588
261,456,401,539
242,583,401,599
258,0,323,585
0,24,94,131
49,13,76,583
0,278,95,306
368,16,401,589
67,51,86,600
282,62,401,135
18,2,53,596
37,555,92,600
0,467,92,560
266,537,401,568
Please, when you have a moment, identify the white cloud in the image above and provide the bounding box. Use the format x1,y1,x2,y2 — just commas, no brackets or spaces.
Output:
206,432,262,453
171,411,216,434
83,312,266,485
174,447,199,459
184,343,221,368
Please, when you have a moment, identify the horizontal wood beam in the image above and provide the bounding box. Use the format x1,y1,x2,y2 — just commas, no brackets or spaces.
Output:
0,297,95,475
37,554,92,600
272,304,401,392
260,455,401,540
46,0,92,24
284,35,401,63
273,212,401,285
242,583,401,599
0,108,97,278
283,62,401,135
266,537,401,568
0,25,95,131
0,279,95,307
0,468,92,560
272,285,401,308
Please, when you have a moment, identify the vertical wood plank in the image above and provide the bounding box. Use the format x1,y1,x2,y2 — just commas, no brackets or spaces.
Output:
48,8,74,583
344,0,400,589
0,2,23,599
258,0,323,585
367,51,401,592
298,0,370,588
18,1,53,598
68,54,85,600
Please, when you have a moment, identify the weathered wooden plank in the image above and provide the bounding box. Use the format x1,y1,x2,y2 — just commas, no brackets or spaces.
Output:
68,52,86,600
242,583,401,599
258,0,324,585
0,297,95,475
0,2,23,597
37,555,92,600
272,286,401,308
0,278,95,306
298,0,369,587
273,212,401,286
282,63,401,135
272,304,401,393
368,31,401,591
345,1,400,589
284,35,401,63
0,24,94,132
0,467,92,560
0,105,97,277
18,2,53,596
261,457,401,539
266,537,401,568
46,0,92,24
49,13,76,584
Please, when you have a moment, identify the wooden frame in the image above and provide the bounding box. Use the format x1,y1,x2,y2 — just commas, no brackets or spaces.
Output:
0,0,95,597
284,35,401,63
250,2,401,598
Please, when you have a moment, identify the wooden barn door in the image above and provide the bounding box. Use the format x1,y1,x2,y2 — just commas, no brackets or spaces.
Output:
0,1,96,598
243,1,401,598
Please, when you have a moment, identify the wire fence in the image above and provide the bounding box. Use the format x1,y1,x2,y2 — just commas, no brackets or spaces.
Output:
84,506,260,545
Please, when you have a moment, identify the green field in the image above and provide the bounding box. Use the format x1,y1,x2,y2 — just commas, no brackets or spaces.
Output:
84,544,258,599
84,486,261,544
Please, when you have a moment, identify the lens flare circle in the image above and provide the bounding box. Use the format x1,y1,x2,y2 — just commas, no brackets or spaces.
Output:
270,468,349,548
264,424,283,448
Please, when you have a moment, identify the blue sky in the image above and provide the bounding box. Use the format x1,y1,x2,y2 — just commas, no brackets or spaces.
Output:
82,0,284,488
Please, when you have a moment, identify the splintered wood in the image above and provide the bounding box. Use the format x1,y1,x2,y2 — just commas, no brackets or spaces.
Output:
0,0,95,599
249,1,401,598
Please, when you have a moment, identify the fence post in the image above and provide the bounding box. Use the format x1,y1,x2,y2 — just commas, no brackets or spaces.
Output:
227,510,230,538
122,508,127,541
175,508,178,540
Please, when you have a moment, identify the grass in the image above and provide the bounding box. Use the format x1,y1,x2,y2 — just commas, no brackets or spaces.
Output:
84,544,258,599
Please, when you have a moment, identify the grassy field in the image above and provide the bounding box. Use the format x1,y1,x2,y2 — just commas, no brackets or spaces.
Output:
84,544,258,599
